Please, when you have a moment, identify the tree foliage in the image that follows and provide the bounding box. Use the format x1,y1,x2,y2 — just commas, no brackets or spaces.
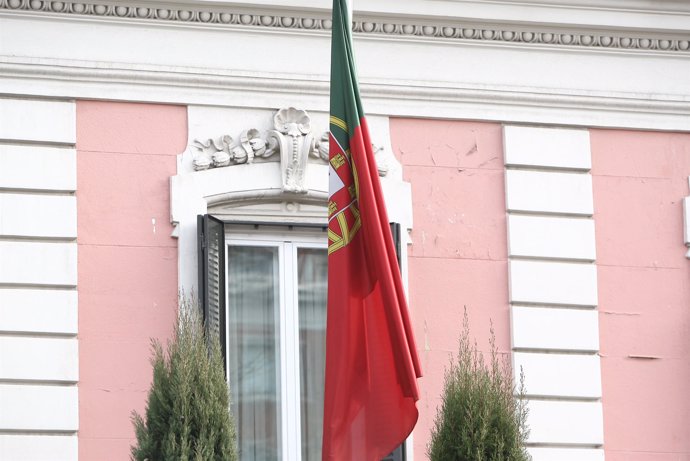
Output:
427,309,530,461
131,300,237,461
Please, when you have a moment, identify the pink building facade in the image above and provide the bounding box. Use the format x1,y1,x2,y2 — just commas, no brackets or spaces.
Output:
1,1,689,460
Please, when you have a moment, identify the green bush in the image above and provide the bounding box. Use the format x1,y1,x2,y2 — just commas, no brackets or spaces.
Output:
131,299,237,461
427,309,530,461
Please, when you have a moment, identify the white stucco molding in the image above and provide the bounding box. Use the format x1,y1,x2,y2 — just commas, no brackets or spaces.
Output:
3,56,690,132
3,0,690,132
4,1,690,131
171,160,326,291
218,0,690,32
171,106,412,293
683,178,690,259
190,107,331,194
2,0,689,53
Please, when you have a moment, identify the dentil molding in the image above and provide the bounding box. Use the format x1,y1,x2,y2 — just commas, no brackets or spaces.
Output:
2,0,689,54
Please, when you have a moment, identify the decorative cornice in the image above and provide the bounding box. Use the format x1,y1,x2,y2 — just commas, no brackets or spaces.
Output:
2,0,689,54
2,57,690,132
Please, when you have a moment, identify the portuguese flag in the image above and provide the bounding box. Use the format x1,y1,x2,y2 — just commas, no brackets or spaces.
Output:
322,0,422,459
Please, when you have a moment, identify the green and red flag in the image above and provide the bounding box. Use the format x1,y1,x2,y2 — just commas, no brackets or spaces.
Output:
322,0,422,459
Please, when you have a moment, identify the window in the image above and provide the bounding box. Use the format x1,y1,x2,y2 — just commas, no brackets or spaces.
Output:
198,216,405,461
226,227,327,461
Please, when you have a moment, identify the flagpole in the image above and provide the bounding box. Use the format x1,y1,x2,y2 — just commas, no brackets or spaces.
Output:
344,0,353,32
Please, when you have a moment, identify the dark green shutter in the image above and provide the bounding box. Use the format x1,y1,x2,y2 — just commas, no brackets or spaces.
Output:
383,222,406,461
389,222,402,269
197,214,227,372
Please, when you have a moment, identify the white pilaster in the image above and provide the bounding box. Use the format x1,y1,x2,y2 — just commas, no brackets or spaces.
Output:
503,125,604,459
0,98,78,459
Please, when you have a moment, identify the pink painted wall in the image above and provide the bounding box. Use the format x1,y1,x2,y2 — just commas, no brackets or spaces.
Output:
591,130,690,461
390,119,510,459
77,101,187,459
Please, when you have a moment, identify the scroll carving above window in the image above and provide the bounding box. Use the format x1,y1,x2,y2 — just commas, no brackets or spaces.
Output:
192,107,391,193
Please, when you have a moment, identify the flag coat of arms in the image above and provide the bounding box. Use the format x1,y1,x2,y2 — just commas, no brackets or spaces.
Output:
322,1,423,459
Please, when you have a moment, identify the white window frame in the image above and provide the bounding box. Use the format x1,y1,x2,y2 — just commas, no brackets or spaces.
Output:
225,227,327,461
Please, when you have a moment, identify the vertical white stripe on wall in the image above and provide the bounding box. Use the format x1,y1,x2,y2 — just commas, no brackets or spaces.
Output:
503,125,605,460
683,178,690,259
0,98,78,460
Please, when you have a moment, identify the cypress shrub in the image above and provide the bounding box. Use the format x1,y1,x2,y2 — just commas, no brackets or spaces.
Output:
427,309,530,461
131,299,238,461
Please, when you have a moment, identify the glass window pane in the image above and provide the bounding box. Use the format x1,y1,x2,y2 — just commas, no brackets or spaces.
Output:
297,248,328,461
228,246,281,461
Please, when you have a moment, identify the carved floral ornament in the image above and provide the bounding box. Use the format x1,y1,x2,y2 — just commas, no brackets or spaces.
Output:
192,107,390,193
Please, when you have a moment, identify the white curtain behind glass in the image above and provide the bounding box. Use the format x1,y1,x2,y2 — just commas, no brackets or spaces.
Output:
298,248,328,461
228,246,281,461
